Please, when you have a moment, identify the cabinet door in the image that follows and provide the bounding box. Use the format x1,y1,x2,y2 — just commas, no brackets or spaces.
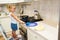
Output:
27,29,34,40
24,0,32,2
24,0,38,2
0,18,12,33
27,29,47,40
0,0,24,3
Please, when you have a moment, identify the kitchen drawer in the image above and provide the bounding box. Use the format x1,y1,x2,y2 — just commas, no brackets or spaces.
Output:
27,29,47,40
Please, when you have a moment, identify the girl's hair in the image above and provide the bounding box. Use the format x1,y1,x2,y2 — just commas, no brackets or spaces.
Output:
7,4,16,12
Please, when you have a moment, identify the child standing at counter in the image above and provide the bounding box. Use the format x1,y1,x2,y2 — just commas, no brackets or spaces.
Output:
7,4,25,40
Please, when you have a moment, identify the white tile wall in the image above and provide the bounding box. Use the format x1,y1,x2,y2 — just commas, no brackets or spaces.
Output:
39,0,59,27
24,1,40,16
39,0,59,19
24,0,59,27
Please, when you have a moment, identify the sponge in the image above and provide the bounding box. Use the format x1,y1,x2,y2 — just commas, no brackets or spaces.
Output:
35,24,45,31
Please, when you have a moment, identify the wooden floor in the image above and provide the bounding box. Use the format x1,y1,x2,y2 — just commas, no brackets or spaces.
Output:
0,31,26,40
0,36,4,40
0,33,12,40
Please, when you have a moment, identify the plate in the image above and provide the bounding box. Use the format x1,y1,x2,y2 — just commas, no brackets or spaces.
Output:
26,22,38,27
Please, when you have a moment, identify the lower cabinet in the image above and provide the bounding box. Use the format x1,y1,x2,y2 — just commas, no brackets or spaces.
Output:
27,29,47,40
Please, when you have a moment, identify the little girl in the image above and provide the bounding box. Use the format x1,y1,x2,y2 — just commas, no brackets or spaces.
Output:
7,4,25,40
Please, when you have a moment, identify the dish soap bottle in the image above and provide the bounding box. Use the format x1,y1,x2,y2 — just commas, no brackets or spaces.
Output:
34,13,38,19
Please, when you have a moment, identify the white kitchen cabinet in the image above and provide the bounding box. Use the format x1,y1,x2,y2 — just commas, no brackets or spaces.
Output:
0,0,33,4
0,0,23,4
23,0,38,2
24,0,32,2
27,29,47,40
0,17,12,33
0,0,39,4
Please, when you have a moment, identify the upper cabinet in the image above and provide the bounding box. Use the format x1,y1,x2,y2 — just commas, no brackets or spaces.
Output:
0,0,38,4
24,0,32,2
0,0,35,4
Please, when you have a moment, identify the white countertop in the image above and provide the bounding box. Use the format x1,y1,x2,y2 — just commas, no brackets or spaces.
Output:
24,21,58,40
0,15,20,18
0,16,9,18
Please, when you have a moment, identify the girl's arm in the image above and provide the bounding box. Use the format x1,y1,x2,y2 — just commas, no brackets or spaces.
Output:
10,13,25,24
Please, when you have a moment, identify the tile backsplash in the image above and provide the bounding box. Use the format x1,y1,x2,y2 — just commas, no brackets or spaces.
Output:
39,0,59,27
24,0,59,27
24,1,40,16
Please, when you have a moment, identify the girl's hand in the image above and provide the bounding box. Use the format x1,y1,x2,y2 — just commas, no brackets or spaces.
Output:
21,22,25,24
20,21,25,24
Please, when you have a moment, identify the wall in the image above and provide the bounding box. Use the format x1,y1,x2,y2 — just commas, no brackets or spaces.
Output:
38,0,59,27
0,4,21,15
24,1,40,16
0,0,59,27
24,0,59,27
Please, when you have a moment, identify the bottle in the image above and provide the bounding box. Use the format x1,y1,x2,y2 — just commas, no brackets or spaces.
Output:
34,14,38,19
